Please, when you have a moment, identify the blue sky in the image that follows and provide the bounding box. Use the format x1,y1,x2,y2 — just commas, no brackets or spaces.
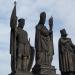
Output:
0,0,75,75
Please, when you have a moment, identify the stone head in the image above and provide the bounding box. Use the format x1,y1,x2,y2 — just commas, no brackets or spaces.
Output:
39,12,46,24
60,29,68,37
18,18,25,29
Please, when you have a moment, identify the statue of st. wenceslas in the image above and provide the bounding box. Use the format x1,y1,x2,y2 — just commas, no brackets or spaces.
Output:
35,12,54,67
58,29,75,75
10,2,33,74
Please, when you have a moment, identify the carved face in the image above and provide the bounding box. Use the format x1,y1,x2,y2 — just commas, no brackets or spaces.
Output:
60,29,68,37
39,12,46,24
18,19,25,28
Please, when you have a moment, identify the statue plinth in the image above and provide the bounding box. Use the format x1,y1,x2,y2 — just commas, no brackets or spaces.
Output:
9,72,33,75
40,65,56,75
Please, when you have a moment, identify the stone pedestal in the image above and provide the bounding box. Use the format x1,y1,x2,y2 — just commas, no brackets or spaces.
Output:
15,72,32,75
40,65,56,75
9,72,33,75
32,64,57,75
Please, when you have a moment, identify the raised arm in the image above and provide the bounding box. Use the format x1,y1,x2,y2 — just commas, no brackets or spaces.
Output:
49,16,54,55
49,16,53,32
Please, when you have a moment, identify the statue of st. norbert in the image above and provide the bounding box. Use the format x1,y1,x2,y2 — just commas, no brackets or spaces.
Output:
58,29,75,75
35,12,54,67
10,2,33,74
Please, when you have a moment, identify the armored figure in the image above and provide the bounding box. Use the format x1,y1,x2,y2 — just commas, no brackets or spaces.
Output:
16,19,31,71
35,12,54,68
10,2,33,74
10,18,31,72
58,29,75,75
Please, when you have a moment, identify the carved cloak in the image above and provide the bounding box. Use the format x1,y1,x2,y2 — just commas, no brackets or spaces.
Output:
58,37,75,72
35,24,54,65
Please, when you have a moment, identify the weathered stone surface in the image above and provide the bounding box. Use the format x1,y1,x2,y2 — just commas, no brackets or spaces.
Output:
15,72,33,75
35,12,54,66
10,2,34,75
35,12,56,75
10,3,57,75
9,72,33,75
40,65,56,75
58,29,75,75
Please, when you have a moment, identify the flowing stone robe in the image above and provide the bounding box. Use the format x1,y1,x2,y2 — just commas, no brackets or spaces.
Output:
58,37,75,72
16,27,31,72
35,24,54,66
10,2,34,74
10,25,34,74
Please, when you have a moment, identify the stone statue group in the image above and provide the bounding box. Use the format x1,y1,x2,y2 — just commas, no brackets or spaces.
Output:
9,2,75,75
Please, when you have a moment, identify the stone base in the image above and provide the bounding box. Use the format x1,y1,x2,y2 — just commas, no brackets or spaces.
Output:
9,72,32,75
40,65,56,75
